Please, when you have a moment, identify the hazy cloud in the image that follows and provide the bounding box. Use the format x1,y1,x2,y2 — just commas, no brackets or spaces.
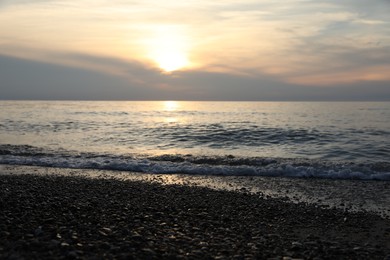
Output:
1,54,389,101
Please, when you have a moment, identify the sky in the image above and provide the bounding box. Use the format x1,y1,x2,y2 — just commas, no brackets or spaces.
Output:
0,0,389,101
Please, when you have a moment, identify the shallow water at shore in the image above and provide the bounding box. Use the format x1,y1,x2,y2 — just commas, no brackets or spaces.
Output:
1,101,389,182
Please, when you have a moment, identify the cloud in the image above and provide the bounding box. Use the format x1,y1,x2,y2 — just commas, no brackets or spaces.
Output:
1,53,389,101
0,0,389,99
0,54,154,100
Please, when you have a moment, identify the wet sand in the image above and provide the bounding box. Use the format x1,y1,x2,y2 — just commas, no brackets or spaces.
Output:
1,165,390,259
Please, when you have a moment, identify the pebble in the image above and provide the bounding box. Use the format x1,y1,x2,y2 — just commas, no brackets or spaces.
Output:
0,174,389,259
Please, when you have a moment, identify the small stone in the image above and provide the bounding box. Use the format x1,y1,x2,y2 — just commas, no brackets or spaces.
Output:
1,231,10,237
49,239,60,248
101,227,112,233
291,241,303,250
142,248,156,255
131,231,142,239
100,242,111,250
61,242,70,247
98,227,113,237
67,251,78,259
34,226,43,236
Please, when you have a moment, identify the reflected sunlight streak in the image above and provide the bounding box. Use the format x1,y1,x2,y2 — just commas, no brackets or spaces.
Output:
164,101,179,111
163,101,180,124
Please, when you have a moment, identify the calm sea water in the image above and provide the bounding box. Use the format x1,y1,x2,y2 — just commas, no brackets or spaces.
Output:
0,101,389,180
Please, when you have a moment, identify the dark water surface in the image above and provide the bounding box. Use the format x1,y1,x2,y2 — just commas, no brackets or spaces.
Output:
1,101,389,180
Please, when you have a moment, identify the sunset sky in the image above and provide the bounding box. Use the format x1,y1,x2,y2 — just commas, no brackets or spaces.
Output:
1,0,389,100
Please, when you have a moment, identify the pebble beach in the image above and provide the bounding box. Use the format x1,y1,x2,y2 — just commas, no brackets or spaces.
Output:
1,167,390,259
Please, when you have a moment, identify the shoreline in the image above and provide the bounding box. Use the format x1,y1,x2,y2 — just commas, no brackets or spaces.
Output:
1,166,390,258
1,164,390,218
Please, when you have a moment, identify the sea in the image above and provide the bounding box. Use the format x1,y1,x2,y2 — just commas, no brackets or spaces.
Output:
0,101,389,181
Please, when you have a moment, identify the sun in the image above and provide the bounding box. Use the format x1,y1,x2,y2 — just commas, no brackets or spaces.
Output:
154,50,189,72
146,25,191,72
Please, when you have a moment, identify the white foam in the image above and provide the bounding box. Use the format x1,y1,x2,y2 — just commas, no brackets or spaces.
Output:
1,154,389,181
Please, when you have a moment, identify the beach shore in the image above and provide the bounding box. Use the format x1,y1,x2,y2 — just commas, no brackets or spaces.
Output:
1,166,390,259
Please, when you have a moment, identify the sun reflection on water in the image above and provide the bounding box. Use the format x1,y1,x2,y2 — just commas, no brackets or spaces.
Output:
163,101,179,124
164,117,178,123
164,101,179,111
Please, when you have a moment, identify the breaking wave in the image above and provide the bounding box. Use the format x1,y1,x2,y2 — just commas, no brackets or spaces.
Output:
1,144,389,181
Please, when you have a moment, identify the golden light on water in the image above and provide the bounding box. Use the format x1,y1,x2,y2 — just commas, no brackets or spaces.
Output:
163,101,180,124
164,101,179,111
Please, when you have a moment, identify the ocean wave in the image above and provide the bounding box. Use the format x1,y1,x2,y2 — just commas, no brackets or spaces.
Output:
1,144,389,181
